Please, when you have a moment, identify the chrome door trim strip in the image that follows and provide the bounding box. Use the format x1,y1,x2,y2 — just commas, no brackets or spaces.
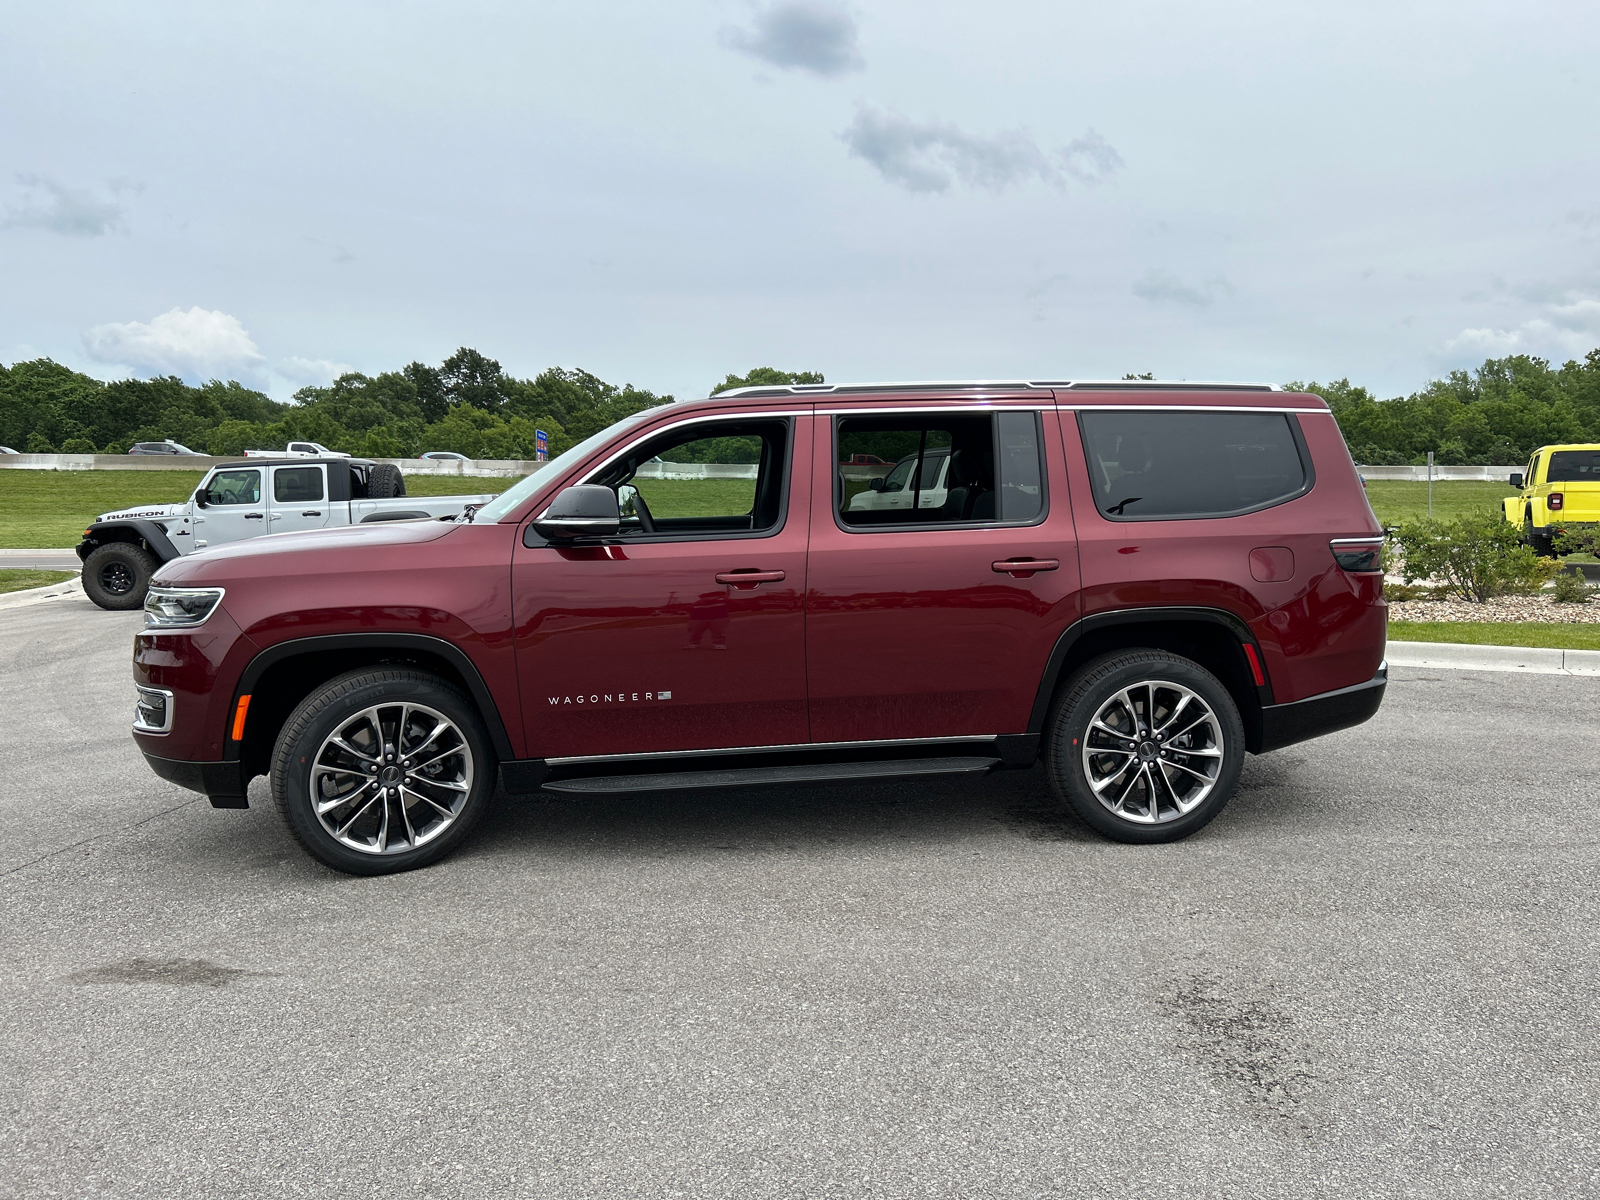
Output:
544,733,999,767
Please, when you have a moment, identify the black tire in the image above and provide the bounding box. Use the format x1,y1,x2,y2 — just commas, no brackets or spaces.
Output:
271,668,495,875
367,463,406,499
1525,514,1556,558
82,542,158,610
1043,650,1246,844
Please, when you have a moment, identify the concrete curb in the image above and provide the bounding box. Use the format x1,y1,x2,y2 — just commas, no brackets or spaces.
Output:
1388,639,1600,676
0,577,85,610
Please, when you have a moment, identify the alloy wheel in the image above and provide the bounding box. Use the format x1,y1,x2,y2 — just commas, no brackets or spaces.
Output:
1080,680,1224,823
309,701,474,855
99,561,135,595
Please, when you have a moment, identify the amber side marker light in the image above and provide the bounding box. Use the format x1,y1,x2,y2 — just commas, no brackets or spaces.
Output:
231,695,252,741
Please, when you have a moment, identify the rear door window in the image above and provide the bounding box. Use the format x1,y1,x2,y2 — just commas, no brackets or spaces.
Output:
1078,410,1310,520
273,466,325,502
1545,450,1600,482
836,411,1046,528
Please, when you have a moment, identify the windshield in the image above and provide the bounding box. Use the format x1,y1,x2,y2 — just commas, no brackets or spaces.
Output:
474,407,668,523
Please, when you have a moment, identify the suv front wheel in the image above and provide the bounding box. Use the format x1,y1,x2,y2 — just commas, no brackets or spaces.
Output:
271,668,495,874
1045,650,1245,843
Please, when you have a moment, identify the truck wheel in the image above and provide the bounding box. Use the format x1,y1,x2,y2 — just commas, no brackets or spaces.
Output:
1524,516,1556,558
367,463,406,498
82,543,158,610
271,668,495,875
1043,650,1245,844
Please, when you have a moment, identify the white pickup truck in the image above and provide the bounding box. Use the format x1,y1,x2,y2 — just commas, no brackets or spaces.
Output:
243,440,350,458
76,456,496,610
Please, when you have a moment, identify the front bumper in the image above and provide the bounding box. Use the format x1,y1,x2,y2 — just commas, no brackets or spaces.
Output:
141,752,250,809
1256,665,1387,755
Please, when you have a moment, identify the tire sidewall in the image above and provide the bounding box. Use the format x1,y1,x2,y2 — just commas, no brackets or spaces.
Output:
1047,651,1245,844
273,670,494,874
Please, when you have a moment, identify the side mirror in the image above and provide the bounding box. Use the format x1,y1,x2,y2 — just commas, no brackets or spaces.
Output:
533,485,620,540
1509,473,1524,489
868,477,886,492
194,489,210,508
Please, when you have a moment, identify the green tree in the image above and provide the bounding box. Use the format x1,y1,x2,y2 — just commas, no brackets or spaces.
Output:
711,367,825,395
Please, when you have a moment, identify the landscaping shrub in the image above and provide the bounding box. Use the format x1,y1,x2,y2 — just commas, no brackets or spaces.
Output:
1392,512,1560,602
1552,571,1592,604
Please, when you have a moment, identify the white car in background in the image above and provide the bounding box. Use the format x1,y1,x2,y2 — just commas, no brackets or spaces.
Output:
847,447,952,512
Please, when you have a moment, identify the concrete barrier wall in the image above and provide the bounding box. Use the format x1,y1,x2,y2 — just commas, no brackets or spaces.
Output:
1357,465,1520,481
632,461,758,480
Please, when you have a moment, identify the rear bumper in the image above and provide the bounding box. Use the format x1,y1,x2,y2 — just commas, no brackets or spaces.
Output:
1256,665,1387,755
141,752,250,809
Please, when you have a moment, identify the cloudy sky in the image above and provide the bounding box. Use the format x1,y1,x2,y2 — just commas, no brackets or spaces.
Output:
3,1,1598,400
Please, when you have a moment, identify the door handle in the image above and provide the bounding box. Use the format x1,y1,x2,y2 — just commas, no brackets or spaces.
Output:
301,510,322,517
245,513,264,520
992,558,1059,578
715,569,786,588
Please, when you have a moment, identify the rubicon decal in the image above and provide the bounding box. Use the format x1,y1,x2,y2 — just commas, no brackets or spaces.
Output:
548,690,673,705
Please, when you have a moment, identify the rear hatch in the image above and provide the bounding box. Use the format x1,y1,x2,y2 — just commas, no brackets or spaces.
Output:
1547,448,1600,523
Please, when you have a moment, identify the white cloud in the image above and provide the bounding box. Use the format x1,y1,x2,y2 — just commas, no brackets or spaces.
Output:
721,2,863,77
277,356,357,387
841,106,1123,194
1446,293,1600,362
83,307,265,382
3,175,138,236
1132,270,1232,307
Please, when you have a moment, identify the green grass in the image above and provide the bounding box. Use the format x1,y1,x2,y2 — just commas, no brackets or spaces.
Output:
1363,480,1519,526
0,568,76,594
1389,620,1600,651
0,468,521,548
404,475,516,497
0,470,207,548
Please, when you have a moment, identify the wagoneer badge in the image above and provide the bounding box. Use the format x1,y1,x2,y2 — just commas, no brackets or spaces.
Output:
548,691,672,705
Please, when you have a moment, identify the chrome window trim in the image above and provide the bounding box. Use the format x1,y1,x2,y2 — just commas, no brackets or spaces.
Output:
545,733,998,767
1058,404,1329,415
133,685,175,734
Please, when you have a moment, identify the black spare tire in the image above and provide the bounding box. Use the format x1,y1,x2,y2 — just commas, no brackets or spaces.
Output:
366,463,406,498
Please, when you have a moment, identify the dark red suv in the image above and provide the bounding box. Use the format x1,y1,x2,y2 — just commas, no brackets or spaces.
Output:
132,381,1387,874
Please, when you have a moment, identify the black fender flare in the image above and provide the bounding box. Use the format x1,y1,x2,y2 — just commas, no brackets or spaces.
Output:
1026,605,1276,735
228,632,517,762
77,519,181,564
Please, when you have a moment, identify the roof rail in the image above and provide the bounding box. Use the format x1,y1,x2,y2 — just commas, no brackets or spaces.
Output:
710,379,1282,398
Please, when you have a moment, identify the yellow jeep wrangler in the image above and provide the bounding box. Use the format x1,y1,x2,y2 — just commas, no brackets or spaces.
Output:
1504,444,1600,556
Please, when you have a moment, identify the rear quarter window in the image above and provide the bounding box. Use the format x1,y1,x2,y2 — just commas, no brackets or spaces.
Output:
1079,410,1312,520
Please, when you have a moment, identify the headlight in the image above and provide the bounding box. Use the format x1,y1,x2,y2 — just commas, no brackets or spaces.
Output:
144,586,226,627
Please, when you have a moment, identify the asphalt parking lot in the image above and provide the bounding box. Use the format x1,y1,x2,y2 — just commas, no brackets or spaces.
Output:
2,594,1597,1199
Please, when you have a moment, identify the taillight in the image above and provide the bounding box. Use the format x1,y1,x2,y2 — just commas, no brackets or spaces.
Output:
1548,492,1564,511
1330,537,1384,572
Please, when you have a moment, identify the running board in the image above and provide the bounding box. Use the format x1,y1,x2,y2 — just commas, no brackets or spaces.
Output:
541,756,1001,795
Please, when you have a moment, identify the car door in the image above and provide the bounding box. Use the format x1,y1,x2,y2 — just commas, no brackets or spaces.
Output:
192,466,265,548
512,412,813,759
806,402,1081,743
267,464,332,534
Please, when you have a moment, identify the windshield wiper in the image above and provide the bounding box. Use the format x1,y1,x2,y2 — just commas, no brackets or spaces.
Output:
458,503,483,524
1105,497,1142,515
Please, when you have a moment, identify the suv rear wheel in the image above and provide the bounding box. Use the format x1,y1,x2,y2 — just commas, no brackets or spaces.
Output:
271,668,495,874
82,542,158,610
1044,650,1245,843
